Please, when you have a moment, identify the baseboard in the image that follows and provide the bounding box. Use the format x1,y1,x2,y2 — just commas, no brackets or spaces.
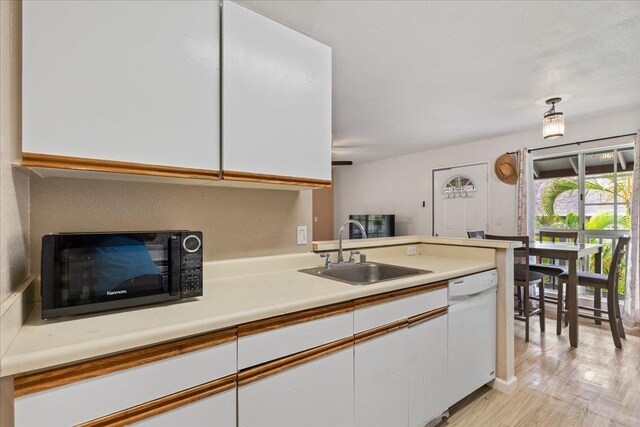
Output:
488,376,517,394
0,276,37,362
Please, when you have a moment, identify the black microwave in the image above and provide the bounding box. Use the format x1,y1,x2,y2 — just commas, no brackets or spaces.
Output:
41,231,203,319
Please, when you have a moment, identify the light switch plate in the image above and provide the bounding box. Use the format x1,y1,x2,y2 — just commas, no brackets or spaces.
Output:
407,246,417,256
297,226,307,245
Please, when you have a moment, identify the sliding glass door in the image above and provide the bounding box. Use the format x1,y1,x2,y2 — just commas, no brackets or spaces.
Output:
533,146,634,299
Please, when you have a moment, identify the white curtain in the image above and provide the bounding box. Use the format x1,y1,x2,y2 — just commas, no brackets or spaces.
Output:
516,148,534,241
623,131,640,326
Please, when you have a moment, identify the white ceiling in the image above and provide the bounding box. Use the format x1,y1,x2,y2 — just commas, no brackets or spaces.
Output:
236,1,640,164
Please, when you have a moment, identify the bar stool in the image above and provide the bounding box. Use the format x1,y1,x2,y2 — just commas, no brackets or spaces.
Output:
530,230,578,335
558,236,630,348
486,235,545,341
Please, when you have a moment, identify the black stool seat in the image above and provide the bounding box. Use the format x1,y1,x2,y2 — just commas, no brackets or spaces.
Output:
558,270,608,287
515,269,546,283
529,263,567,277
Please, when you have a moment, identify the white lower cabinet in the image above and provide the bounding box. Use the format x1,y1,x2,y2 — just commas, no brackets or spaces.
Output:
408,313,448,427
354,325,409,427
14,341,236,426
13,330,237,427
133,388,236,427
238,345,354,427
12,287,454,427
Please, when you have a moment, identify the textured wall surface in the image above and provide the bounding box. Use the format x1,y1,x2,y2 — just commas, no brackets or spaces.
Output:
312,181,334,241
30,178,312,273
1,0,30,304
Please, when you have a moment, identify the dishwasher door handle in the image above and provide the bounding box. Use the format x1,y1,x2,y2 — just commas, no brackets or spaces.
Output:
449,286,497,302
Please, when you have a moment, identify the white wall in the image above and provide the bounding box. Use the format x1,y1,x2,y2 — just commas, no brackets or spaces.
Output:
1,0,30,303
334,107,640,238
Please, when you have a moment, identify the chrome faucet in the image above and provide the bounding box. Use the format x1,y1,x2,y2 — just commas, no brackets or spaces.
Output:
337,220,367,263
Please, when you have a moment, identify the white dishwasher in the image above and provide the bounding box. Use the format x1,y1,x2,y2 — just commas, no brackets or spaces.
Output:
447,269,497,407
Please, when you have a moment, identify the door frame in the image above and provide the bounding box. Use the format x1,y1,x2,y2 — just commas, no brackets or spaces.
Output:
431,161,491,237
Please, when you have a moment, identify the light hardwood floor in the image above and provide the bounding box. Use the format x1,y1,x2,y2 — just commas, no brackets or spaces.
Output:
444,317,640,426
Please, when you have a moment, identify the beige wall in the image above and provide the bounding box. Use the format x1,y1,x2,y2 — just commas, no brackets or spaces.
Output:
1,0,30,304
30,178,312,273
312,179,334,241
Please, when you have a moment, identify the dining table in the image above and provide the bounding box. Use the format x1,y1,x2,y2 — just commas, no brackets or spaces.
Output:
528,241,603,348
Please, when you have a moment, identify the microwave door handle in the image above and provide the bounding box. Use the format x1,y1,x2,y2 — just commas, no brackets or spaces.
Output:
169,236,180,296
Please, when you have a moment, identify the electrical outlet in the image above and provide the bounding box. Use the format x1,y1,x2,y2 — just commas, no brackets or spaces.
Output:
297,226,307,245
407,246,417,256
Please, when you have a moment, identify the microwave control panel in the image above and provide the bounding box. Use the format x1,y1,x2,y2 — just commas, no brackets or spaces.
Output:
181,233,203,298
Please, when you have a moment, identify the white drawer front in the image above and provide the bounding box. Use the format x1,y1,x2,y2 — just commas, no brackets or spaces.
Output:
238,311,353,370
355,288,447,333
133,388,236,427
15,341,236,427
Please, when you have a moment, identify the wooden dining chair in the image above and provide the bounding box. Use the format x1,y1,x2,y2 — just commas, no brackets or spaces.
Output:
466,230,486,239
558,236,630,348
486,235,545,341
530,230,579,335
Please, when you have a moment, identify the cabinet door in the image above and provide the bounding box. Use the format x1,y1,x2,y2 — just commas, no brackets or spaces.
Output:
23,0,220,171
133,388,236,427
354,325,408,427
222,1,331,183
408,313,448,427
238,344,354,427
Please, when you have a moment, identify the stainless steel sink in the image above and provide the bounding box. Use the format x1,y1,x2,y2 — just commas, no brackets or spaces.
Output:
299,262,432,286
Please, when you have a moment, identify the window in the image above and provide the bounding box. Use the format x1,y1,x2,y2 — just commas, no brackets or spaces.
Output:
533,146,634,297
533,155,579,229
442,175,476,197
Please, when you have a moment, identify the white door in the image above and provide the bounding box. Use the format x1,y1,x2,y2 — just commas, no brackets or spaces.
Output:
433,163,489,237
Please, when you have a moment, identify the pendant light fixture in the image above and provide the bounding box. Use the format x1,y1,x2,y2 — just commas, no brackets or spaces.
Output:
543,97,564,139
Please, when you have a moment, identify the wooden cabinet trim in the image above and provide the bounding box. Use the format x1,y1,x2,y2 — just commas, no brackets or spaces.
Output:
354,281,447,309
237,337,353,387
238,301,354,337
407,306,448,327
76,374,236,427
14,328,236,397
354,319,408,345
223,170,331,188
22,152,221,180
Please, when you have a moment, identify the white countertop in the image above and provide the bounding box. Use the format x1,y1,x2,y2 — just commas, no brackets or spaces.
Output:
0,252,494,376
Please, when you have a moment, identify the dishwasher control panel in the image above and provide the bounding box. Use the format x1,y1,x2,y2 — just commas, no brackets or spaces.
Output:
448,269,497,299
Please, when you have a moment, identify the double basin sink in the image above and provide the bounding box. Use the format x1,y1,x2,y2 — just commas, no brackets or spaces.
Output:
300,262,432,286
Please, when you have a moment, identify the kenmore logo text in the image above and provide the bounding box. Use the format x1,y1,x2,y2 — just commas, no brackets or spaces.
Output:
107,290,127,296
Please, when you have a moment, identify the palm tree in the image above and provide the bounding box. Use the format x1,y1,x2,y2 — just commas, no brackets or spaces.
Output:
537,175,631,229
536,174,633,294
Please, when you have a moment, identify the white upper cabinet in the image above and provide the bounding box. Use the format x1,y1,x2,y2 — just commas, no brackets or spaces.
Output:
222,1,332,184
22,0,220,172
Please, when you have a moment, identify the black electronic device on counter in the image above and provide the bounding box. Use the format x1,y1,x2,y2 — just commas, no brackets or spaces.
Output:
349,215,395,239
40,231,203,319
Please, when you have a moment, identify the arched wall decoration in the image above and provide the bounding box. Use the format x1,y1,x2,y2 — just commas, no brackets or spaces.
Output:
442,175,476,198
